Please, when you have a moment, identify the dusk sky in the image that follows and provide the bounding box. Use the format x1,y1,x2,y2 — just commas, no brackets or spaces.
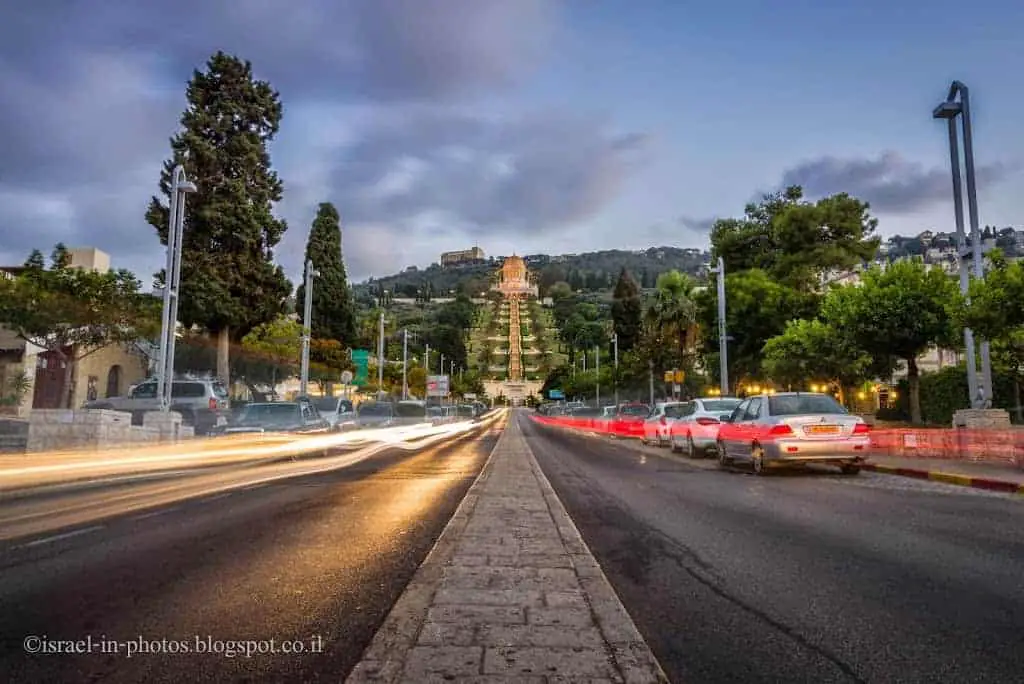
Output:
1,0,1022,284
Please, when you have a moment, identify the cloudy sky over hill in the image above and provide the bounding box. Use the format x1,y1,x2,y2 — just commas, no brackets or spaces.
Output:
1,0,1022,283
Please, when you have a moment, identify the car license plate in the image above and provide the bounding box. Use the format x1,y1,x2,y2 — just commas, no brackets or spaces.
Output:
806,425,839,435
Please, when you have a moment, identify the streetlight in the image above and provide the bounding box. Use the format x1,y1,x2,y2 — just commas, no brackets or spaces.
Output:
934,81,992,407
708,256,729,396
612,332,619,408
157,164,197,412
595,345,600,407
299,258,320,396
377,310,386,398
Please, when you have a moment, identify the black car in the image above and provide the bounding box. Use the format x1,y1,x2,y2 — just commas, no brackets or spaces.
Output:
213,398,331,435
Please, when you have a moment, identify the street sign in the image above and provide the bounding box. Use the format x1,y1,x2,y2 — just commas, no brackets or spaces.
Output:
464,393,477,400
341,370,354,384
548,389,565,400
426,375,450,397
674,370,685,383
351,349,370,386
663,371,674,383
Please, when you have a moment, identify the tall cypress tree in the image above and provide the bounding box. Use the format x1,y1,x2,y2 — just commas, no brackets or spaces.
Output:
611,267,643,352
295,202,356,344
146,51,291,384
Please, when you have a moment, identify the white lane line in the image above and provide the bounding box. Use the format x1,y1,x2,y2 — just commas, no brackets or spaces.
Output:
16,525,105,549
132,507,179,521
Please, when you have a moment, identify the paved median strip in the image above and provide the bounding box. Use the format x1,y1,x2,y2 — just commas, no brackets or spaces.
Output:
346,413,667,683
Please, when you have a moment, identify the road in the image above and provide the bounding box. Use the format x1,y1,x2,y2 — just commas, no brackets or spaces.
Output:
1,423,499,683
522,414,1024,684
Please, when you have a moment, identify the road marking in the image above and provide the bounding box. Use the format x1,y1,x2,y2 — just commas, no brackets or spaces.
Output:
132,507,179,521
16,525,104,549
204,493,232,502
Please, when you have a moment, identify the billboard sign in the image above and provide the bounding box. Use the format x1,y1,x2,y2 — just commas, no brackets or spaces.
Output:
426,375,450,397
351,349,370,386
548,389,565,400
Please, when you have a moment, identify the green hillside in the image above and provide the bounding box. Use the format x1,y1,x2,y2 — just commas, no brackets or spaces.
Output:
353,246,711,299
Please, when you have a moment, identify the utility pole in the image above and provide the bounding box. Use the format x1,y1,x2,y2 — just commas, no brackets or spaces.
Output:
648,359,655,406
595,345,600,407
377,310,385,397
612,333,619,408
402,328,409,400
424,344,431,376
714,256,730,395
300,258,318,397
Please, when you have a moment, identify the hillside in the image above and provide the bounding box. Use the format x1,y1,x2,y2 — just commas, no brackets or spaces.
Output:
354,246,712,298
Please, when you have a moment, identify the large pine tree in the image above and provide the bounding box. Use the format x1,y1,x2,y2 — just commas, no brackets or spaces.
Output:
295,202,357,344
611,267,643,352
146,51,291,385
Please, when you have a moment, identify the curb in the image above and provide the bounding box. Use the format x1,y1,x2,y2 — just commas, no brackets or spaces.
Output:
862,462,1024,494
345,413,508,683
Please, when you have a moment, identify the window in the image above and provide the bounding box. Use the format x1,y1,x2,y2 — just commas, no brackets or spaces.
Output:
665,403,691,419
132,383,157,399
700,399,742,412
105,365,122,398
314,397,339,413
768,394,847,416
729,400,749,423
211,382,230,399
744,398,763,421
172,382,205,398
300,403,316,422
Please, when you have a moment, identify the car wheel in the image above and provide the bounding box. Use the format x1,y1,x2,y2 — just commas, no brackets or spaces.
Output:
751,444,766,475
841,464,861,475
686,434,697,458
716,440,731,468
670,439,682,453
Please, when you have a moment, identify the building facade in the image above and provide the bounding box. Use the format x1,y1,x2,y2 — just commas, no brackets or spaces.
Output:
441,247,486,268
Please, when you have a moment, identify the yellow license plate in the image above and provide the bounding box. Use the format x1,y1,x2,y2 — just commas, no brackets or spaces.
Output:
806,425,839,435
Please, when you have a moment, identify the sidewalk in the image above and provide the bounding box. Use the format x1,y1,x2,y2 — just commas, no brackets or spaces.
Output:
865,453,1024,494
346,412,667,683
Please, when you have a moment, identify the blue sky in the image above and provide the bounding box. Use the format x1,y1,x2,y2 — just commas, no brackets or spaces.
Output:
0,0,1021,284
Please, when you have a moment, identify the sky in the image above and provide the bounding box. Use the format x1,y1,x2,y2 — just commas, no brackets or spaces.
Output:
1,0,1022,285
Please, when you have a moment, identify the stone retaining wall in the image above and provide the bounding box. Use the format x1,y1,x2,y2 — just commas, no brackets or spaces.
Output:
25,409,194,453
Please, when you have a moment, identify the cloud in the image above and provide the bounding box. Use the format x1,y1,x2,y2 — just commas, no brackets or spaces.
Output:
779,151,1016,214
0,0,648,284
677,215,717,235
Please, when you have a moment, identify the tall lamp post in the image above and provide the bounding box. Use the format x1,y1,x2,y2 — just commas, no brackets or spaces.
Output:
157,165,197,411
299,258,320,396
934,81,992,407
595,345,601,407
377,310,386,398
612,332,619,408
709,256,730,395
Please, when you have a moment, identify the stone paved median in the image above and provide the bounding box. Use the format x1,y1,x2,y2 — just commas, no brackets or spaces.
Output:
347,410,666,683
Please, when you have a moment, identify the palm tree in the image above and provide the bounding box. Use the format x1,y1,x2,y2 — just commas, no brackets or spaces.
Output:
646,271,698,367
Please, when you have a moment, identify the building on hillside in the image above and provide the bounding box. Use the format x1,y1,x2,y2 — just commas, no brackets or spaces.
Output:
0,247,151,414
441,247,485,268
492,254,538,298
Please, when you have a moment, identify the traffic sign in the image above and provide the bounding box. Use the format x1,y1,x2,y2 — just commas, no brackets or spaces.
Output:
548,389,565,400
674,370,685,383
663,371,674,383
341,370,353,384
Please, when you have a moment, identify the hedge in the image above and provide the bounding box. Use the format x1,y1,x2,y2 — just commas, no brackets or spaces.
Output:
876,364,1022,425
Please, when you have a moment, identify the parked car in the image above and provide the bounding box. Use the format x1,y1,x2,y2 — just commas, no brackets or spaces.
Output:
313,396,356,431
212,398,331,435
641,401,687,447
716,392,870,475
669,397,744,457
355,401,396,428
83,377,230,435
609,402,650,438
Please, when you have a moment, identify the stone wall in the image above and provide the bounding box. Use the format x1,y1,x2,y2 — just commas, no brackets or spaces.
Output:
26,409,193,453
0,418,28,453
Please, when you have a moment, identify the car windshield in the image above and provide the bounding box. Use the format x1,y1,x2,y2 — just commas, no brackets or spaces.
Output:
358,403,392,417
768,394,848,416
395,402,425,417
701,399,742,412
211,381,229,398
619,404,649,417
234,403,299,426
314,397,338,413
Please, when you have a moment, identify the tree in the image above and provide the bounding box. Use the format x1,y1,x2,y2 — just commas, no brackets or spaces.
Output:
694,269,819,384
821,260,960,424
0,245,158,408
146,51,292,387
646,270,698,367
710,185,880,291
610,268,643,353
295,203,357,345
240,316,301,392
762,318,871,403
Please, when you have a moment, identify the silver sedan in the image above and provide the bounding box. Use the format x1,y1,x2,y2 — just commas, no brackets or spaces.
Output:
716,392,870,475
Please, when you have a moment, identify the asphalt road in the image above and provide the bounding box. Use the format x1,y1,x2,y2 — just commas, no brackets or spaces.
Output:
522,414,1024,684
1,423,500,683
